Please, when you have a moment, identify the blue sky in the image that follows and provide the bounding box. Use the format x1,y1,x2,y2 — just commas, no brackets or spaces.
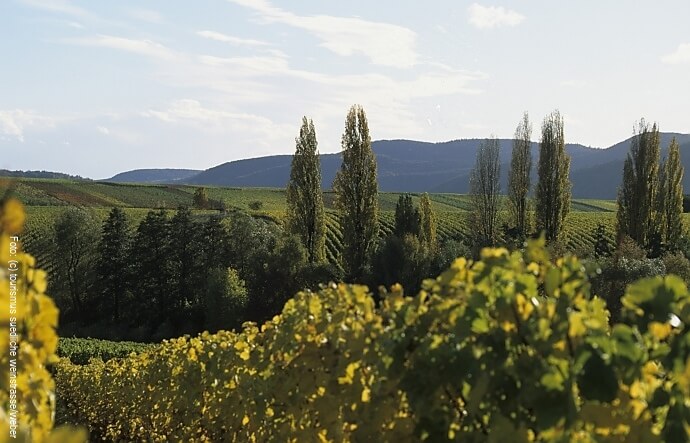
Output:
1,0,689,178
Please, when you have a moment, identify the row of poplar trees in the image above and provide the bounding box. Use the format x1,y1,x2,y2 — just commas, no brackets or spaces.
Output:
616,119,684,249
286,105,380,281
469,110,571,246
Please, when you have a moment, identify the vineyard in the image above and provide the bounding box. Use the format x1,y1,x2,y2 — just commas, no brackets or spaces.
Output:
52,239,690,441
4,189,690,442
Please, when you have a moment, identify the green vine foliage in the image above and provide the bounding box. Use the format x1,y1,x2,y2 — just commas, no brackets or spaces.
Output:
55,237,690,442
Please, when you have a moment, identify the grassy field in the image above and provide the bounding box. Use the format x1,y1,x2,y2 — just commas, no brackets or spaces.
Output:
3,176,645,272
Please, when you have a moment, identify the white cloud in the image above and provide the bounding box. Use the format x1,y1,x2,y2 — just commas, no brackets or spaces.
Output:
128,8,165,24
0,110,56,142
197,30,270,47
661,43,690,64
197,53,289,73
141,99,293,142
97,126,110,135
468,4,525,29
141,99,266,127
20,0,91,18
130,40,483,140
227,0,418,68
63,35,183,62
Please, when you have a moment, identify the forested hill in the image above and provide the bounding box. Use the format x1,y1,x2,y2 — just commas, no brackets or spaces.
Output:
108,133,690,198
0,169,90,180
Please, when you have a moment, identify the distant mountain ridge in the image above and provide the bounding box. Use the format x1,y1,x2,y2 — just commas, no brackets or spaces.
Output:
109,133,690,199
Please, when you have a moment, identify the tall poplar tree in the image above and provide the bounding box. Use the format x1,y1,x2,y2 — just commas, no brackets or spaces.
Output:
286,116,326,263
419,193,437,250
535,110,571,241
508,112,532,236
333,105,379,280
470,137,501,246
661,137,684,246
616,119,661,246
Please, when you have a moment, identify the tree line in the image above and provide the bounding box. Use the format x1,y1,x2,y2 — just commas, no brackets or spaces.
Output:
465,112,684,253
52,206,340,341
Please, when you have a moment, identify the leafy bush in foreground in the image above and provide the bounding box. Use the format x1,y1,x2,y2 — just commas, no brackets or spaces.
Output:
55,238,690,442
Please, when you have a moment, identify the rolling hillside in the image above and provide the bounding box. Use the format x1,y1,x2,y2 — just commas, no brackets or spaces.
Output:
106,133,690,198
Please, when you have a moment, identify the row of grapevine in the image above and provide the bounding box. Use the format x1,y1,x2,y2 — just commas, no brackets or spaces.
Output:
324,211,343,265
57,338,156,365
563,213,616,253
54,238,690,441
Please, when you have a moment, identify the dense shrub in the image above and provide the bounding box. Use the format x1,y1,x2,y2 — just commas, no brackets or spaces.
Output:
663,251,690,285
591,256,666,322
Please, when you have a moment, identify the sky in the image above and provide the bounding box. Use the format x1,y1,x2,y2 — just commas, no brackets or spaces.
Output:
1,0,689,179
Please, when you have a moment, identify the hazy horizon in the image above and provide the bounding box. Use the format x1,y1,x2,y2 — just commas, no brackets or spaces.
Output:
2,0,689,178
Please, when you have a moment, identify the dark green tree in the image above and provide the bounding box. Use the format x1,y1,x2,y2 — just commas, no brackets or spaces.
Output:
96,207,130,321
508,112,532,236
394,194,420,238
200,215,231,269
198,215,232,303
204,267,248,333
616,119,661,247
419,193,437,250
470,137,501,246
53,208,99,318
168,207,202,309
131,209,172,321
286,116,326,263
660,137,684,247
333,105,379,280
371,234,431,294
535,110,571,241
193,187,209,209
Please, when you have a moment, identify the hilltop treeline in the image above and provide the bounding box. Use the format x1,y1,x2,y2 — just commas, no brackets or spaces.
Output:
0,169,90,180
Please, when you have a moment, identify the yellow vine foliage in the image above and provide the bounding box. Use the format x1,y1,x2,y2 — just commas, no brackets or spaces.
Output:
0,198,86,443
53,235,690,441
